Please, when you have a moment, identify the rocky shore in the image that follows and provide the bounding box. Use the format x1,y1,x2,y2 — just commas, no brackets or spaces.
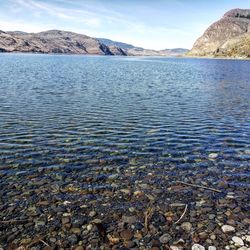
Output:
0,155,249,250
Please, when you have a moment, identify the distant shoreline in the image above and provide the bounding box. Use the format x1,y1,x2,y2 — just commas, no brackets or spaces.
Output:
1,51,250,61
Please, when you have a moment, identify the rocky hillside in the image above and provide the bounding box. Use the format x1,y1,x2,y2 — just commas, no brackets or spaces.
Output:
189,8,250,58
98,38,189,56
97,38,136,50
0,30,125,55
0,29,188,56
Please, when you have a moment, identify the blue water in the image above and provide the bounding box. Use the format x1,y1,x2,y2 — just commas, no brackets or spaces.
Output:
0,54,249,186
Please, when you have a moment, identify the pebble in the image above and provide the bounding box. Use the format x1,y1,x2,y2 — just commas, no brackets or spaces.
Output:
68,234,78,245
73,247,85,250
159,233,171,244
245,235,250,242
89,211,96,217
71,228,81,234
238,247,249,250
122,215,137,224
181,222,192,232
208,153,218,159
208,247,217,250
120,229,133,240
192,244,205,250
170,246,180,250
62,217,70,224
129,207,136,212
232,236,244,246
221,225,235,233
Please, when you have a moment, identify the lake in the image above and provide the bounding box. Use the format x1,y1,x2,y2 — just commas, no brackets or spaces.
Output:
0,54,249,248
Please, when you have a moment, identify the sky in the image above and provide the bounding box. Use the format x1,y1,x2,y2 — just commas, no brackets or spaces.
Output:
0,0,250,50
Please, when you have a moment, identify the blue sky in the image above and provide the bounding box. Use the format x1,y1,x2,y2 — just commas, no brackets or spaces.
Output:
0,0,249,49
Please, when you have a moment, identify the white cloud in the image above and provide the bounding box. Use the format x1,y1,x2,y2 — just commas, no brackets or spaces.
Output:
2,0,198,49
0,19,55,32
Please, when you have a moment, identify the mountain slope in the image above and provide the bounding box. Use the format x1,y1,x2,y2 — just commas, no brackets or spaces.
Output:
0,30,117,55
98,38,189,56
97,38,137,50
1,29,189,56
189,8,250,58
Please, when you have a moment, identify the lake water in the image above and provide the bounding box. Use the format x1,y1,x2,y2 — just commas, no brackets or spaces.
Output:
1,54,250,249
0,54,249,187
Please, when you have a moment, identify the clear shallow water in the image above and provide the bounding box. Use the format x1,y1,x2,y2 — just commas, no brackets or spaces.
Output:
0,54,249,186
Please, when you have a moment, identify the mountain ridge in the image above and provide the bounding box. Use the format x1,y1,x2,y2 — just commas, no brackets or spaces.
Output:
0,29,189,56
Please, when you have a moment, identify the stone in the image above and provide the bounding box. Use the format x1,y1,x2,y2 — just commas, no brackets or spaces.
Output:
73,247,85,250
181,222,192,232
122,215,137,224
62,217,70,224
159,234,171,244
221,225,235,233
129,207,136,212
120,230,133,240
192,244,205,250
243,218,250,224
232,236,244,246
68,234,78,245
208,247,216,250
245,235,250,242
170,246,180,250
120,189,131,194
238,247,248,250
71,228,81,234
208,153,218,159
89,211,96,217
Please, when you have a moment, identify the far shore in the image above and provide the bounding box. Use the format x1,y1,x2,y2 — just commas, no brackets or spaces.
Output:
1,51,250,61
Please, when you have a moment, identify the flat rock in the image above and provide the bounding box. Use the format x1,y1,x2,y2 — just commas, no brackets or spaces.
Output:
192,244,205,250
120,230,133,240
232,236,244,246
181,222,192,232
122,215,137,224
221,225,235,233
159,233,171,244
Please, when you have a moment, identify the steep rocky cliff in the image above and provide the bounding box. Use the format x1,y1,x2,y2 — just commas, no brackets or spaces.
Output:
189,8,250,58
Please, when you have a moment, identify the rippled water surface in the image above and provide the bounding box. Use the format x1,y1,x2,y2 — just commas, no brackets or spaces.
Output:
0,54,249,186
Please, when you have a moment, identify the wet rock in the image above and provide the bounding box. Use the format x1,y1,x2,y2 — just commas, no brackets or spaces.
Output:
68,234,78,245
151,212,166,226
62,217,70,224
192,244,205,250
89,211,97,217
87,224,93,231
124,241,136,248
71,227,81,234
243,218,250,225
159,233,171,244
221,225,235,233
120,229,133,240
232,236,244,246
122,215,137,224
181,222,192,232
208,153,218,159
208,247,216,250
73,247,85,250
245,235,250,242
108,174,118,180
170,246,180,250
238,247,248,250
